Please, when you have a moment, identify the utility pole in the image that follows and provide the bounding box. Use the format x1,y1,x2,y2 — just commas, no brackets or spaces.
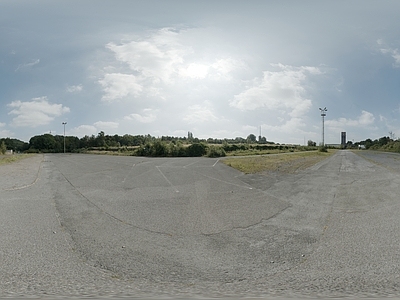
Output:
319,107,327,146
62,122,67,153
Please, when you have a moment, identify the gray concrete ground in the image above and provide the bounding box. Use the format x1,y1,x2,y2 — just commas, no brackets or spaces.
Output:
1,150,400,299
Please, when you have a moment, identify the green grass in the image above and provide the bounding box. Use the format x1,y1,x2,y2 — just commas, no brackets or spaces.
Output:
222,150,335,174
0,154,36,166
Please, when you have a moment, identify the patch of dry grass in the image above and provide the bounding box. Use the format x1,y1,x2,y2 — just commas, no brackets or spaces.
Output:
226,148,292,156
222,150,335,174
0,154,36,166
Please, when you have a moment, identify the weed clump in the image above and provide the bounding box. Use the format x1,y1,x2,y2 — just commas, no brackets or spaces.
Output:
318,145,328,152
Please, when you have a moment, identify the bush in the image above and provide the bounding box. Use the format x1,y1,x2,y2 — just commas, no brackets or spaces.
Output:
0,141,6,154
135,141,206,157
393,141,400,153
25,148,39,153
318,145,328,152
186,143,207,157
206,145,226,158
135,143,152,156
167,142,186,157
151,140,167,156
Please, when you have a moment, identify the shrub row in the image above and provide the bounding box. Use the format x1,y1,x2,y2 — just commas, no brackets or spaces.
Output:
135,141,226,158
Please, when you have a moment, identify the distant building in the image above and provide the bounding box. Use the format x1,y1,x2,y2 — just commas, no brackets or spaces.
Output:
341,132,346,147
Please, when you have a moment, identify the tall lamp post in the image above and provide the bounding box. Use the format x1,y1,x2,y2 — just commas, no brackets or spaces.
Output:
319,107,327,146
62,122,67,153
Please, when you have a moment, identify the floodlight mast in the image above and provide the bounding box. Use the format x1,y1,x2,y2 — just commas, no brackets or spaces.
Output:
319,107,327,146
62,122,67,153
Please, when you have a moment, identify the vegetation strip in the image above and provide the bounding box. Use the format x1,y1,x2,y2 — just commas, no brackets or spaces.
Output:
0,154,36,166
222,150,335,174
1,134,318,157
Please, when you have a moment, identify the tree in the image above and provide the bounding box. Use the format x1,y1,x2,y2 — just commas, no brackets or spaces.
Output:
364,138,373,149
188,131,194,142
378,136,390,146
0,141,6,154
259,136,267,143
206,145,226,157
151,140,167,156
235,137,246,143
29,134,56,152
186,143,207,157
66,136,80,152
96,131,106,147
247,134,257,143
1,138,29,152
307,140,316,147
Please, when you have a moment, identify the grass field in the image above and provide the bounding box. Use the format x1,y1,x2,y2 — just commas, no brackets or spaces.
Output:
222,150,336,174
225,148,305,156
0,154,36,166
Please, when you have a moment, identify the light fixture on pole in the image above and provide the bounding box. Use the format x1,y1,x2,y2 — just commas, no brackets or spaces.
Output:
319,107,327,146
62,122,67,153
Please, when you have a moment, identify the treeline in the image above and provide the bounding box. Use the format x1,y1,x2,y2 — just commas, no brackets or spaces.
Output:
0,137,29,153
24,132,263,152
4,132,400,157
0,131,297,158
26,132,281,157
22,132,192,153
356,136,400,152
133,140,302,158
136,141,226,157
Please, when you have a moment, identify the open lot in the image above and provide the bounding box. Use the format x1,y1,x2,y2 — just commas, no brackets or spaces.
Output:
1,150,400,298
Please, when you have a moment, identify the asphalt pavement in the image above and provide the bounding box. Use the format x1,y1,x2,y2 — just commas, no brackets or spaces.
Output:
1,150,400,299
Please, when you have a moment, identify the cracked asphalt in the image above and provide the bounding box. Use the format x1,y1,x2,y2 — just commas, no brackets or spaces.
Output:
1,150,400,299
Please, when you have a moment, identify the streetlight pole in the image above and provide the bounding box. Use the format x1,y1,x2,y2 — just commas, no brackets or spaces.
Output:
319,107,327,146
62,122,67,153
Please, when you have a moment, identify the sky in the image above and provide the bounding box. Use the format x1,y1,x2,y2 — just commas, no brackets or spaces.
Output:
1,0,400,144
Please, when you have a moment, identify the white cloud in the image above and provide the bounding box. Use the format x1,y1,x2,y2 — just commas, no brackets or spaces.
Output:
230,64,318,118
240,125,260,138
15,59,40,72
68,125,98,137
179,63,209,79
93,121,119,130
0,123,12,137
99,73,143,101
262,117,307,135
66,84,83,93
124,108,158,123
7,97,70,127
183,102,218,124
106,28,186,83
68,122,119,137
325,110,375,130
358,110,375,125
379,114,400,138
99,28,245,102
242,125,258,132
210,58,246,80
0,129,12,138
379,41,400,68
381,48,400,67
